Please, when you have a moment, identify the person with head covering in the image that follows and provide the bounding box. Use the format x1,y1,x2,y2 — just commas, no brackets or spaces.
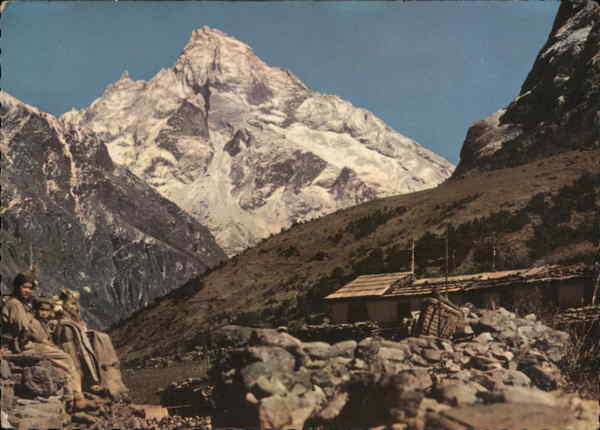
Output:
55,288,129,401
54,289,102,393
46,295,65,336
1,271,94,412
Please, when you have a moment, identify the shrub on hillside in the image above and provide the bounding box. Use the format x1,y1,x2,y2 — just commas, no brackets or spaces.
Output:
345,207,407,240
526,192,548,215
558,321,600,400
352,248,385,275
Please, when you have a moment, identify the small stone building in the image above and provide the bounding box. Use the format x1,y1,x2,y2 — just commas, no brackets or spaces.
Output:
324,264,593,324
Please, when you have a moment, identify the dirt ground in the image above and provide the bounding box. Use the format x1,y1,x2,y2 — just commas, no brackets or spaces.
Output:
122,364,208,405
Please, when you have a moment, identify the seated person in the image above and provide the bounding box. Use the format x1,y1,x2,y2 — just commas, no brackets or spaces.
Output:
33,297,57,335
55,289,129,401
40,295,70,339
53,290,102,392
1,272,94,412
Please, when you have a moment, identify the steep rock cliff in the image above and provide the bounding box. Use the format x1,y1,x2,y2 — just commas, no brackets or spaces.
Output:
0,92,226,327
453,0,599,178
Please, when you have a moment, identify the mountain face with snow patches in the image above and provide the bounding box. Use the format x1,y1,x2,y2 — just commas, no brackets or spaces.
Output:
0,92,226,328
453,0,600,179
63,27,454,256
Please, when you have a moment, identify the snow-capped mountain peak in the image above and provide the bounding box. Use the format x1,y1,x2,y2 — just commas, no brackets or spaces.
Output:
63,27,454,256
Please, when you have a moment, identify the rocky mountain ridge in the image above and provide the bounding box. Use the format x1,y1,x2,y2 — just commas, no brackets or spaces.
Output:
63,27,454,256
0,92,226,328
453,0,599,178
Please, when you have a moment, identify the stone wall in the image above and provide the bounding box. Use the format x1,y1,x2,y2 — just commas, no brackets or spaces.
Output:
208,307,599,430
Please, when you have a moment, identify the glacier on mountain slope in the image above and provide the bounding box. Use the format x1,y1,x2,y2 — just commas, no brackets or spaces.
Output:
63,27,454,256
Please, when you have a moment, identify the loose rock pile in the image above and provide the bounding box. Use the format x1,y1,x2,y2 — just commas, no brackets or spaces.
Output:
159,378,215,416
1,350,214,429
210,306,599,430
1,352,144,429
288,320,411,344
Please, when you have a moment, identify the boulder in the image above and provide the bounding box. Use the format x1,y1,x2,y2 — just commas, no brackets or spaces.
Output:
303,341,334,359
9,397,68,430
1,358,11,378
429,401,598,430
330,340,357,358
434,382,479,406
520,362,564,391
258,390,324,430
500,386,559,406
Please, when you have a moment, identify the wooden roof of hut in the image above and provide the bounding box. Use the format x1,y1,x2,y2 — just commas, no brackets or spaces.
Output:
325,264,590,301
387,268,526,297
323,272,413,300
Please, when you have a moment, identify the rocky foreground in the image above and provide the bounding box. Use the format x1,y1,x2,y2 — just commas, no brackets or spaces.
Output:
205,306,598,430
2,306,598,430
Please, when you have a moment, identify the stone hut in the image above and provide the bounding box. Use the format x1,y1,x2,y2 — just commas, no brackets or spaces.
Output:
324,264,593,324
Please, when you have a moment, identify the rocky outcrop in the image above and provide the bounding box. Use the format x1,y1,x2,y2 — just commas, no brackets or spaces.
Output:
0,351,156,429
2,349,179,429
453,0,600,178
1,350,210,430
62,27,454,255
209,307,598,430
1,353,70,429
0,92,226,327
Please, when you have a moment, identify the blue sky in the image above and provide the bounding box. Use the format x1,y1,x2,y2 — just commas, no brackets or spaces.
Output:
2,1,559,164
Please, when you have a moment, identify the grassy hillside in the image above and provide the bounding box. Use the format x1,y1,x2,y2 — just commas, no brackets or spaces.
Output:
111,149,600,363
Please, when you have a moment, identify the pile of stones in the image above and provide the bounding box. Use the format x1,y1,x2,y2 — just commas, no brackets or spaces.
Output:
159,377,215,416
288,320,411,344
0,352,144,429
142,414,212,429
3,306,598,429
0,350,213,430
207,306,598,430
